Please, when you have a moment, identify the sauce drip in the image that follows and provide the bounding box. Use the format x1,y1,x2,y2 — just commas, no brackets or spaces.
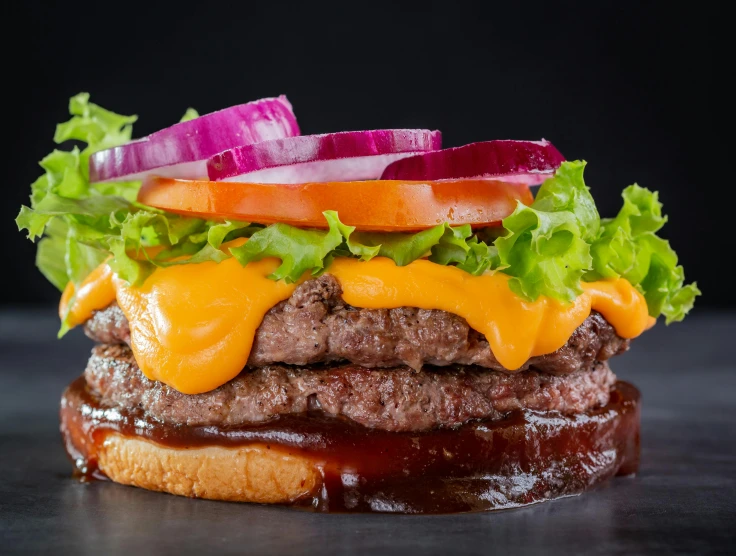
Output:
61,378,640,513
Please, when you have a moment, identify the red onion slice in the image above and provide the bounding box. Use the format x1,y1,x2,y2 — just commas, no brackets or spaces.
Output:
207,129,441,183
379,140,565,184
89,96,299,183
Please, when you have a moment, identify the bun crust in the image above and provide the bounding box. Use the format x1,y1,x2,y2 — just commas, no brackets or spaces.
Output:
97,433,320,503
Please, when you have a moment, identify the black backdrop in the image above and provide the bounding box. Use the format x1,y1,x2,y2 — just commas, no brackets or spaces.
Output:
3,2,721,308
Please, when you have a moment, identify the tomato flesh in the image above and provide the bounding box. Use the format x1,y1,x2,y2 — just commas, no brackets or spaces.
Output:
137,178,533,231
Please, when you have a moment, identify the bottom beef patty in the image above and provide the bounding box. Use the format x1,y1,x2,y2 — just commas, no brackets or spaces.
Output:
85,344,616,432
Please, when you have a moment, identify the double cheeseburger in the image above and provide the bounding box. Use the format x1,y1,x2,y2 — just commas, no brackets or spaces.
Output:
17,94,699,513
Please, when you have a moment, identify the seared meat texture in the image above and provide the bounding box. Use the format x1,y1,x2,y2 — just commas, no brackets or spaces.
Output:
85,344,617,432
84,275,629,375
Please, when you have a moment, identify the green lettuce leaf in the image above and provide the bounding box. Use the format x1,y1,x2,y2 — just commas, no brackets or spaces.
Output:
16,206,51,242
456,237,501,276
350,222,499,273
106,237,154,286
154,220,260,267
585,184,700,323
203,220,253,249
230,211,346,282
16,96,224,290
179,108,199,122
494,162,699,320
531,160,600,241
326,213,381,262
231,214,503,282
495,160,596,302
352,225,447,266
16,92,140,304
35,219,69,291
16,95,256,336
56,93,137,183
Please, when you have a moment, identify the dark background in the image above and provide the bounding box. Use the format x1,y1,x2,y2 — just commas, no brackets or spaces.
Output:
3,2,720,307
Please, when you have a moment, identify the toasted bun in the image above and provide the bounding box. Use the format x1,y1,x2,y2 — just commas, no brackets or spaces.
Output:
97,433,319,503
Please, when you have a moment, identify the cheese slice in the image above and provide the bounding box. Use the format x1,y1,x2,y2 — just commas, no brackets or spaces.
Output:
62,255,652,394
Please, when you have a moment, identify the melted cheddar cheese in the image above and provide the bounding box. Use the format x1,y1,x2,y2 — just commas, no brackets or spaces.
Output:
62,255,653,395
60,262,115,326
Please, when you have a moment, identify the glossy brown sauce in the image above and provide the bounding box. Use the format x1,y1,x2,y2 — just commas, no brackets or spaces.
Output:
61,377,640,513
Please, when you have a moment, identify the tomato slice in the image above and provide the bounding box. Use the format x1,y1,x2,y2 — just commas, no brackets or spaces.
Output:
137,178,533,231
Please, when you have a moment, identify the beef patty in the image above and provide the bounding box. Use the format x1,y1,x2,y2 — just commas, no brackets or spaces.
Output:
85,275,629,375
85,344,617,432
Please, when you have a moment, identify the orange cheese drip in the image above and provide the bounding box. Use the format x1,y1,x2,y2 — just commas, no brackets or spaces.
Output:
59,263,115,325
328,258,651,370
114,257,297,394
62,257,652,395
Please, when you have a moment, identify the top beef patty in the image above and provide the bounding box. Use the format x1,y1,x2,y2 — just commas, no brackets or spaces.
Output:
85,274,629,375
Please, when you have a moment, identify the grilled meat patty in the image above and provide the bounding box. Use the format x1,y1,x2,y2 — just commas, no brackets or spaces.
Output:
85,344,616,432
85,275,629,375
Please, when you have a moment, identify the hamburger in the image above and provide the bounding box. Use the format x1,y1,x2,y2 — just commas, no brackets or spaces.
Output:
17,94,699,513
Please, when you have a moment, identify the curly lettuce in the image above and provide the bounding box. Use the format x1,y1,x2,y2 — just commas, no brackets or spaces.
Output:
495,161,598,302
17,94,698,331
584,184,700,323
495,161,698,321
15,95,263,336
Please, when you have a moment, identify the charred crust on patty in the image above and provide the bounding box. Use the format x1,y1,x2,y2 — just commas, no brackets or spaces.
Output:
85,344,616,432
85,275,630,375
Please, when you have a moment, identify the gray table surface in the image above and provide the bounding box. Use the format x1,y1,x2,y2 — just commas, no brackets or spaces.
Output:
1,309,734,555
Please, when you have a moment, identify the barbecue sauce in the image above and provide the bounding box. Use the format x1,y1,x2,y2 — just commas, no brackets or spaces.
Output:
61,378,640,513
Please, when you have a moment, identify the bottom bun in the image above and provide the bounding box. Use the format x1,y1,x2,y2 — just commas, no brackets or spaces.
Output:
98,434,319,503
61,376,641,513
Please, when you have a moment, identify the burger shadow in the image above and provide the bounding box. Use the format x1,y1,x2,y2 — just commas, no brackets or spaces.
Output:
50,476,632,555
